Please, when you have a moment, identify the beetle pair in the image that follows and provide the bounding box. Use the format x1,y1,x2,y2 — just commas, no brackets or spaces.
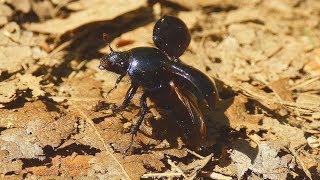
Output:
99,15,218,153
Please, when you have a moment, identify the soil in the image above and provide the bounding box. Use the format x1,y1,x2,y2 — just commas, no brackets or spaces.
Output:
0,0,319,179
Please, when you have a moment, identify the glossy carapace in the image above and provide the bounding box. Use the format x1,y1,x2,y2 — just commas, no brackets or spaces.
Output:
99,15,218,154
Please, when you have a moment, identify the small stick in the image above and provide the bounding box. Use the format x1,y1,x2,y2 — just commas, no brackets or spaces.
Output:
186,149,205,159
141,172,182,178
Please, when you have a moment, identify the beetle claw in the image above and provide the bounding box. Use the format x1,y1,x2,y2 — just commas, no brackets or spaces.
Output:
122,132,136,157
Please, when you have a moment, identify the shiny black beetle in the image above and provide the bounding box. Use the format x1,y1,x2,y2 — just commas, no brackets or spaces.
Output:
99,15,218,152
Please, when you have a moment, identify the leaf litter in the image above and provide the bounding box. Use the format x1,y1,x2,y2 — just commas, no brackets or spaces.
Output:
0,0,320,179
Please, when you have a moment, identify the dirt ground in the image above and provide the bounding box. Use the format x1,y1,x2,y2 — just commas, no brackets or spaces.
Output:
0,0,320,179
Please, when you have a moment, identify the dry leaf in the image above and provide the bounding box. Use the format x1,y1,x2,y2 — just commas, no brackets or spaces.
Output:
225,95,263,132
1,0,320,178
0,80,18,104
304,48,320,76
7,0,31,13
228,24,255,45
24,0,147,35
0,128,44,160
230,141,295,179
268,78,294,102
18,73,45,97
296,93,320,105
0,46,33,74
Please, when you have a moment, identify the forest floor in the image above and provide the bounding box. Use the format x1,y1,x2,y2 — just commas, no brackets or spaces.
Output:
0,0,319,179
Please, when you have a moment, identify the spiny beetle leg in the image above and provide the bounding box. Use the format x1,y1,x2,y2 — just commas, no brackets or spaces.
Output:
113,84,139,113
106,73,126,95
123,92,149,156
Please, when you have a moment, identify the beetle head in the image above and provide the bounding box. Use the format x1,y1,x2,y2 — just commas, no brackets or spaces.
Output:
99,45,130,74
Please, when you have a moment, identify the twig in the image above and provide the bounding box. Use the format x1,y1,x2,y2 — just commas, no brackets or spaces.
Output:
186,149,205,159
141,172,182,178
229,81,320,113
168,159,186,178
290,76,320,91
209,172,233,180
248,134,262,145
48,40,72,57
188,153,214,179
49,96,102,102
288,145,313,180
72,103,131,180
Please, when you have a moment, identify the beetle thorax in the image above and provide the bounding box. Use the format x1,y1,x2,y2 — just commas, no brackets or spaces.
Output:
127,47,171,91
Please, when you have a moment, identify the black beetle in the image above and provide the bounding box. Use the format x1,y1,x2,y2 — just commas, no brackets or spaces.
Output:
99,15,218,153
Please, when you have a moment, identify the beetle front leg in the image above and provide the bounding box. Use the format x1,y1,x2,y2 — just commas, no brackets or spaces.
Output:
124,92,149,155
107,73,126,95
114,84,139,112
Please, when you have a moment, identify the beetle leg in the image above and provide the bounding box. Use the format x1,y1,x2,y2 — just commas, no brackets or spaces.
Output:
113,84,139,113
107,73,126,95
131,92,149,135
123,92,149,155
171,56,180,62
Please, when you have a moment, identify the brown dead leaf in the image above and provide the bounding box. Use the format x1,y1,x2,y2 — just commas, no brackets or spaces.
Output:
0,4,13,18
164,0,245,10
178,11,204,30
24,154,93,177
1,0,320,178
51,0,70,6
225,7,262,25
230,141,295,179
0,100,77,161
307,136,320,149
87,152,131,179
228,24,256,45
57,74,103,108
255,37,305,83
225,95,263,132
23,155,61,176
296,93,320,105
304,48,320,76
0,22,47,75
24,0,147,35
179,153,213,178
0,151,23,175
0,128,44,160
100,23,153,53
261,117,307,149
60,154,92,176
17,73,45,97
120,154,165,179
0,80,18,104
0,45,33,74
0,4,13,26
0,16,7,26
0,101,56,128
28,114,78,148
263,0,293,15
31,0,55,20
161,148,188,159
268,78,294,102
0,73,45,105
304,59,320,76
72,115,114,151
7,0,31,13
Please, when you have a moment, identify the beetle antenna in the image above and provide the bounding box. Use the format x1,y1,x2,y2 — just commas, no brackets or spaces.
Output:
109,44,114,52
103,33,114,52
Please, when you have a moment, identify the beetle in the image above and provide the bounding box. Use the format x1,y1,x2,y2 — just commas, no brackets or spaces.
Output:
99,15,218,153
